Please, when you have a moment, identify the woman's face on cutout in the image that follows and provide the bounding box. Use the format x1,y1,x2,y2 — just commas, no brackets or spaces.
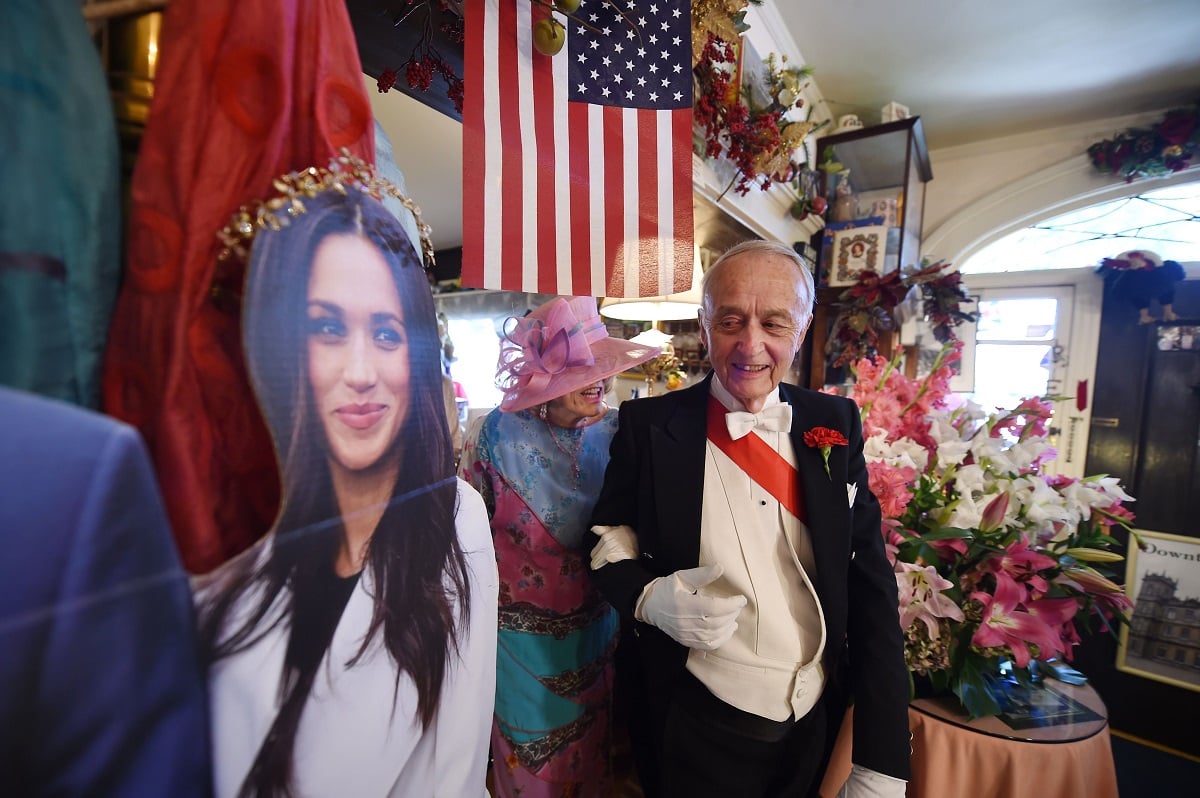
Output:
306,234,411,475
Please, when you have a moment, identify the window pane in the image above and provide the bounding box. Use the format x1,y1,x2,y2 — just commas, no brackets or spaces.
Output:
976,298,1058,342
450,316,504,409
969,343,1052,412
961,180,1200,274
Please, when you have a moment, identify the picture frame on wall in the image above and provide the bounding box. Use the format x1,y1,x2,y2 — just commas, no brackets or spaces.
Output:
1116,528,1200,693
829,224,887,287
900,292,979,393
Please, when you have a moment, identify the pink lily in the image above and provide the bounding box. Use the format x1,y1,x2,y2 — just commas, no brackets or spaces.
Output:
978,491,1010,532
970,573,1067,667
989,539,1057,596
896,561,965,637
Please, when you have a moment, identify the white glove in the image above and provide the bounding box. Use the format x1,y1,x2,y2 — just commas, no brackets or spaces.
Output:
635,564,747,651
590,524,639,570
836,765,907,798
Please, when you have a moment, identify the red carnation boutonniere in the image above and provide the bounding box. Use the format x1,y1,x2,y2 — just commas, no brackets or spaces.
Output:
803,426,849,479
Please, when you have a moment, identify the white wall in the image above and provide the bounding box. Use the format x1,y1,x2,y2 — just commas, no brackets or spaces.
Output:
922,107,1200,267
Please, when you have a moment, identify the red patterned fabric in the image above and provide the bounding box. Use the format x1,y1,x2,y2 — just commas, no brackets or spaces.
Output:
101,0,373,573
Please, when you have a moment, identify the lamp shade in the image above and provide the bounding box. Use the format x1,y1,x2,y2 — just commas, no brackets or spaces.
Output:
598,296,701,321
599,248,703,322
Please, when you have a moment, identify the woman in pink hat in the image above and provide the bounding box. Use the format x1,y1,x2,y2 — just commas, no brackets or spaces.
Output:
460,297,659,797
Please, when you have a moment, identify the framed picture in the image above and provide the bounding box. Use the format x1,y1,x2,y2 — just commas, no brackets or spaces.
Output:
735,37,770,109
1157,324,1200,351
1116,528,1200,692
901,293,979,394
829,224,887,286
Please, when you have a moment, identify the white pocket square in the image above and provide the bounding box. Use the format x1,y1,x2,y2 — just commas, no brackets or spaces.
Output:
846,483,858,507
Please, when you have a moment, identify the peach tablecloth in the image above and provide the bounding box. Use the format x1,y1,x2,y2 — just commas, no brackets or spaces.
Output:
819,682,1119,798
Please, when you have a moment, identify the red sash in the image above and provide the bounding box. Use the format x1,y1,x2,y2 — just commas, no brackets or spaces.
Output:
706,395,805,521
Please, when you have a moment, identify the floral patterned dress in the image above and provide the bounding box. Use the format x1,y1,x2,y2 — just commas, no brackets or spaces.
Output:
461,407,618,798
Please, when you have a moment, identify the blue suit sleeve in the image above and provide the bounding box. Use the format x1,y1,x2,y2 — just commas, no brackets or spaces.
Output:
26,424,213,796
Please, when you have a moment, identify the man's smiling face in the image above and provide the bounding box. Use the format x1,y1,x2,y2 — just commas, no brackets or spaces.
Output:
698,251,811,413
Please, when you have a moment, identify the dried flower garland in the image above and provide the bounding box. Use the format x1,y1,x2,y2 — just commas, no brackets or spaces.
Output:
1087,103,1200,182
376,1,466,114
827,259,978,368
692,34,820,197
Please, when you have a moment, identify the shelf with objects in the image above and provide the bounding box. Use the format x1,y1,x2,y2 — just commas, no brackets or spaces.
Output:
805,116,933,390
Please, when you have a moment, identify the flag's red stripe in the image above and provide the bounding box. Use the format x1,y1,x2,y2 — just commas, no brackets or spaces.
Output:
568,100,592,296
496,0,523,292
460,2,485,289
532,31,557,295
602,106,625,296
467,1,695,296
672,107,695,293
637,108,660,296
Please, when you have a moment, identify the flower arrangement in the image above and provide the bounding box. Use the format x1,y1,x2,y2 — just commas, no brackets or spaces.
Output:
1087,103,1200,182
848,345,1137,718
692,31,821,198
826,259,978,369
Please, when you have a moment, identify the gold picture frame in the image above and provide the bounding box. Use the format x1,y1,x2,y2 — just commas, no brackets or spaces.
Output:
1116,528,1200,693
829,224,887,286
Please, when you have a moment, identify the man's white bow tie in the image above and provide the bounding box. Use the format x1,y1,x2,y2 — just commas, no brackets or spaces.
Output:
725,404,793,440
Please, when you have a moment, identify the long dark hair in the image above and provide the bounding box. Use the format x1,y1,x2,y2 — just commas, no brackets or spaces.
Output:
197,190,469,797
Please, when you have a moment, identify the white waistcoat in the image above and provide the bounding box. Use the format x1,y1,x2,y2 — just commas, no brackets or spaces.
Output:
686,390,827,722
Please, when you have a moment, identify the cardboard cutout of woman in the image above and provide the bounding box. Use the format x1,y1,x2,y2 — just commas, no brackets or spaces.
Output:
197,179,498,798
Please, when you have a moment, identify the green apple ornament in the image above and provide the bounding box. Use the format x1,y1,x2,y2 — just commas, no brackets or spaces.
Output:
532,17,566,56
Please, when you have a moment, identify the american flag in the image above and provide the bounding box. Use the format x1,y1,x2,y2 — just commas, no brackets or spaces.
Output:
462,0,694,297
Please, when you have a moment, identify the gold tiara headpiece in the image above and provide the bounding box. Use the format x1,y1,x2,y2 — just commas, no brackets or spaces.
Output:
216,148,435,268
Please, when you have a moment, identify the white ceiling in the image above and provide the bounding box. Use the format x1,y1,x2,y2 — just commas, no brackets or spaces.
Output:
371,0,1200,251
775,0,1200,150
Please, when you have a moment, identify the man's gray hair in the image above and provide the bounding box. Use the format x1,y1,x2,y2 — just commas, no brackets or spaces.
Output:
700,239,817,319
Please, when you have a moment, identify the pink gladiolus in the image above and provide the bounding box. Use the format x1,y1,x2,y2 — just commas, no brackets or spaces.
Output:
867,461,917,518
990,397,1053,440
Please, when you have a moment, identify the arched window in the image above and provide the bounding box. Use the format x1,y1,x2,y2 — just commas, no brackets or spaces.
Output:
960,181,1200,275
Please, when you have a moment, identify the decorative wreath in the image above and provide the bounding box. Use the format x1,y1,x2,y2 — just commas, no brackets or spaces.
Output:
1087,104,1199,182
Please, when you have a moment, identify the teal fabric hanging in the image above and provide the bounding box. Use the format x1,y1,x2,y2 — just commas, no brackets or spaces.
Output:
0,0,120,407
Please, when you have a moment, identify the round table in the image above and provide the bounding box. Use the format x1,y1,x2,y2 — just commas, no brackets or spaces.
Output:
818,678,1119,798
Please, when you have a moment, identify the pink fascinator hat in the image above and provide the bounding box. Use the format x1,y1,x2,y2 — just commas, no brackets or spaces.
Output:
496,297,661,413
